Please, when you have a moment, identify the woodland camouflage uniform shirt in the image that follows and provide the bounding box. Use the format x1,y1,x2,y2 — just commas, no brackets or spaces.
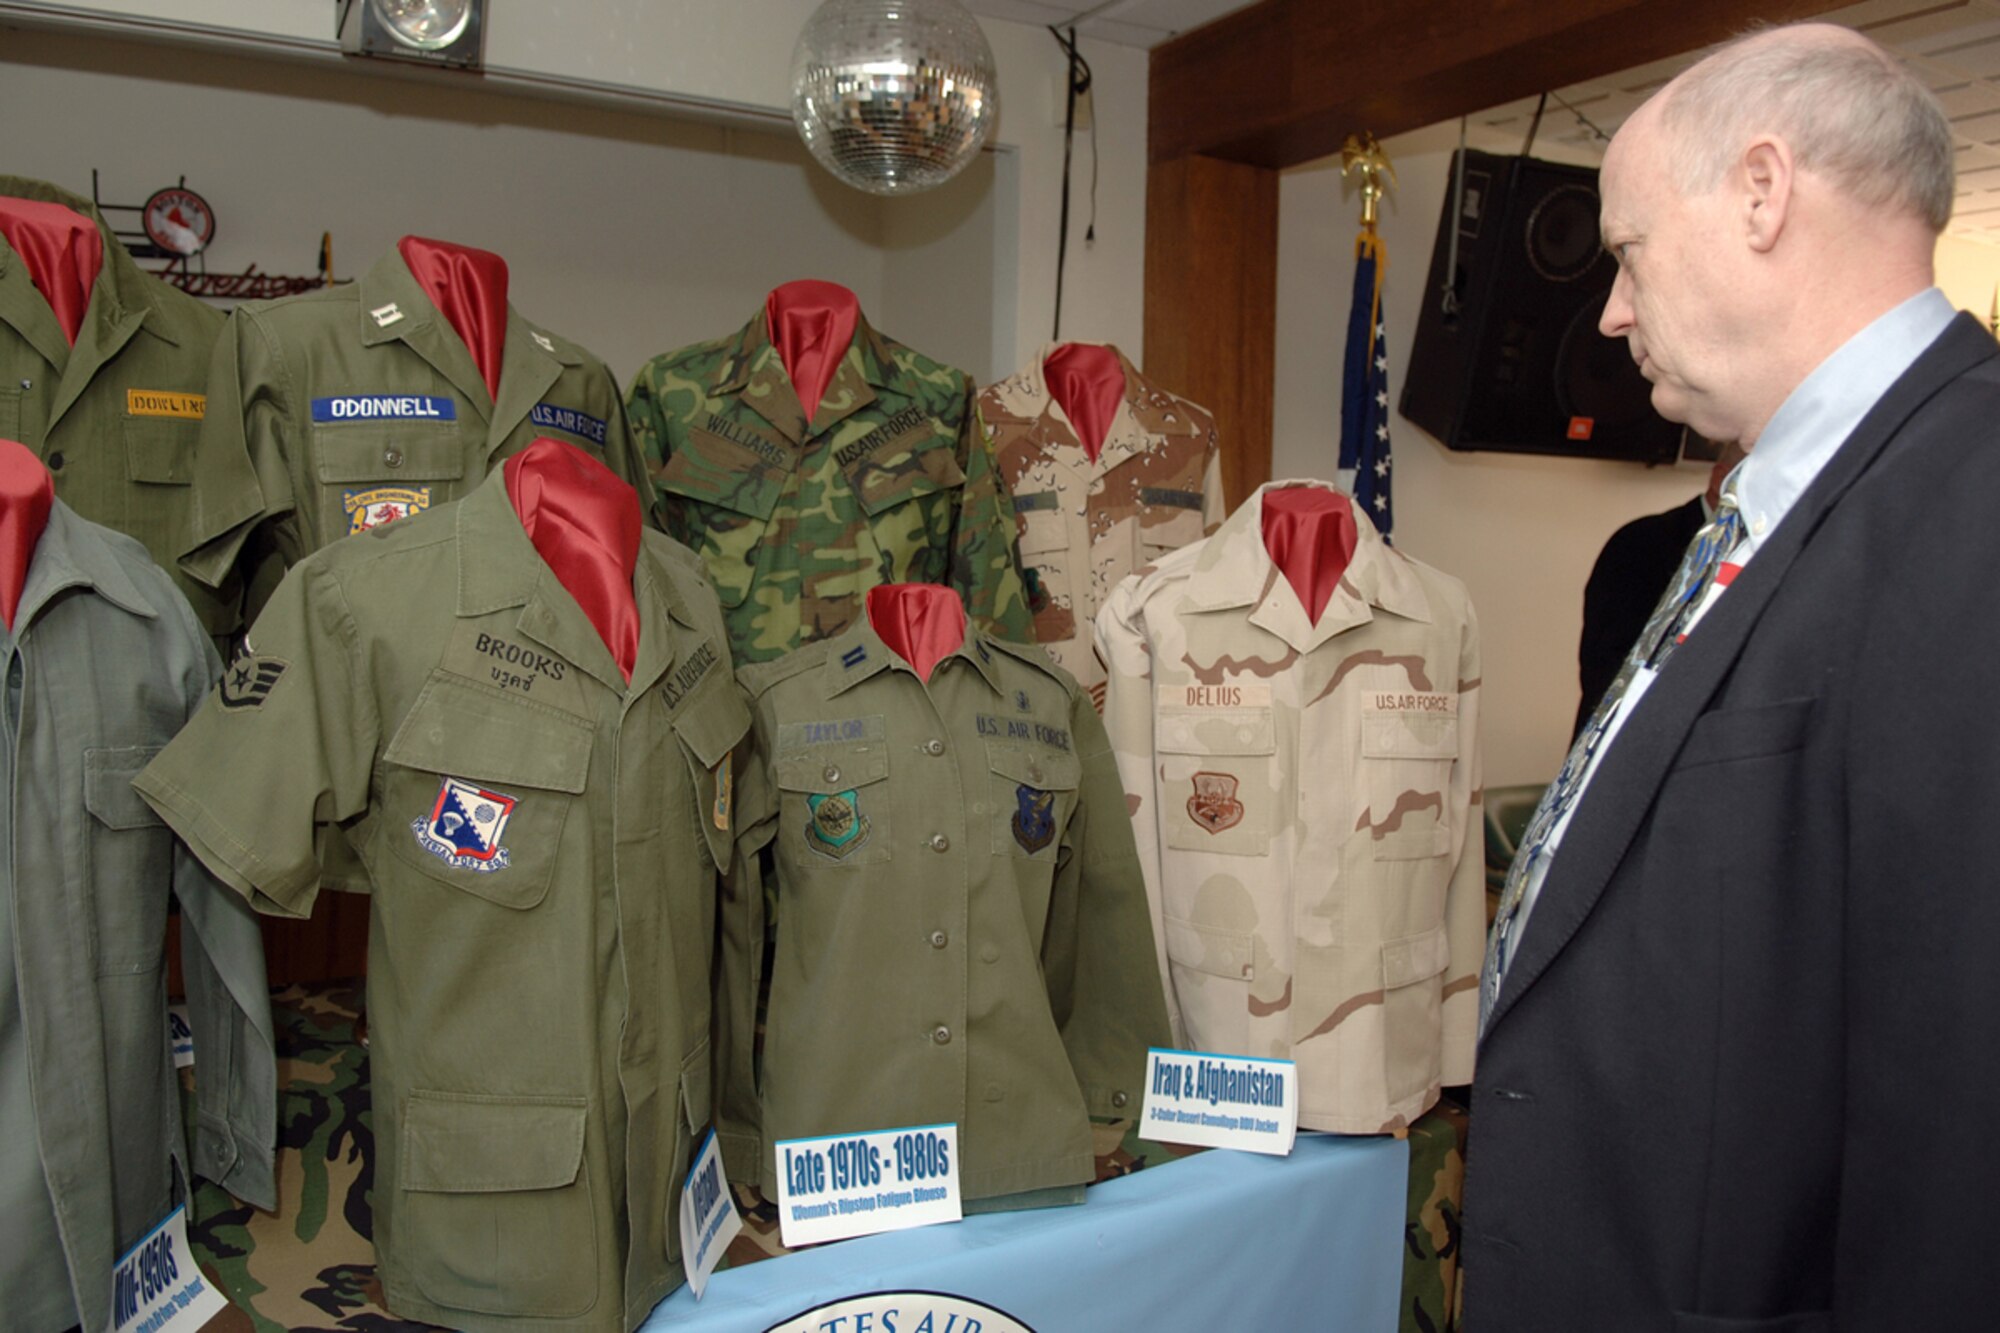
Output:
627,308,1032,663
1096,480,1484,1134
981,344,1223,703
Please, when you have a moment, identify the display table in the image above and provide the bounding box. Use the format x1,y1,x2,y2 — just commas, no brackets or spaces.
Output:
644,1133,1410,1331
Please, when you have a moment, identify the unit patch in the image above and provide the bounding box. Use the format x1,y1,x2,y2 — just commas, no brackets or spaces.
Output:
345,487,431,533
125,389,205,420
805,789,869,859
218,656,287,710
1012,785,1056,853
1188,772,1245,834
529,402,609,446
310,395,456,422
713,756,733,832
413,777,517,872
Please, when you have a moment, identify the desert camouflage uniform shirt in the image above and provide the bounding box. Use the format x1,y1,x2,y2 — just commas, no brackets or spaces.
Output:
981,344,1223,702
717,614,1169,1204
627,307,1032,663
137,469,747,1333
0,176,251,641
182,244,650,593
1095,480,1484,1133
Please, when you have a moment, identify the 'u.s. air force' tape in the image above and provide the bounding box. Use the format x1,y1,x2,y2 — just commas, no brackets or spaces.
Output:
109,1204,228,1333
775,1123,962,1248
1140,1048,1298,1155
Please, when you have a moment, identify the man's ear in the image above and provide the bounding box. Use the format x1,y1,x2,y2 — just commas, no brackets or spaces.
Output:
1743,135,1793,253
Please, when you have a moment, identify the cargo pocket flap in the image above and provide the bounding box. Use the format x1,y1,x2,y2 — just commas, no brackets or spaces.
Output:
316,430,466,484
1138,506,1205,552
774,747,889,793
1165,915,1253,980
661,430,790,522
1372,824,1452,861
386,674,594,794
1156,706,1276,756
1014,504,1067,555
402,1091,586,1193
122,418,196,485
85,746,167,830
843,436,965,516
1382,925,1451,989
1361,712,1459,759
984,741,1081,790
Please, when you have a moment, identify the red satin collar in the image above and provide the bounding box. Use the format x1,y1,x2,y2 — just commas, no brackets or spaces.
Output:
1261,488,1358,626
0,195,103,347
1044,342,1125,463
399,235,508,400
504,438,641,682
0,439,53,631
867,583,966,683
767,279,860,425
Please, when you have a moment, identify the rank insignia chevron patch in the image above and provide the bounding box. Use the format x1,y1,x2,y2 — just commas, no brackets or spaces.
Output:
218,656,288,710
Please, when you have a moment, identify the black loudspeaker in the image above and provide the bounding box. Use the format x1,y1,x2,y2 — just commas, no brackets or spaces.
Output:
1400,149,1681,464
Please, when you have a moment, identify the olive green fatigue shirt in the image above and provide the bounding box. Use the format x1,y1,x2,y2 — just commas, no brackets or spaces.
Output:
136,470,748,1333
0,176,253,641
1095,480,1484,1134
0,500,274,1333
719,616,1169,1204
627,307,1033,664
980,344,1224,703
183,244,652,595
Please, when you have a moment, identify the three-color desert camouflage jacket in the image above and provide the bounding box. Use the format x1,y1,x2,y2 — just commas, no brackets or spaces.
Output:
1095,480,1484,1133
981,344,1223,701
628,307,1033,664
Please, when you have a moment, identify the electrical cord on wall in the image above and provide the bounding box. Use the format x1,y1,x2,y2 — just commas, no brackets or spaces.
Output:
1050,24,1093,340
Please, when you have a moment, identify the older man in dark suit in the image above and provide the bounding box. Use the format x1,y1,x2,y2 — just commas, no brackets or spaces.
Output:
1467,22,2000,1331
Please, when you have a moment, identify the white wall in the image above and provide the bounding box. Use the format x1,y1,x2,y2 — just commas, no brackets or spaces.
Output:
1276,118,2000,789
0,1,1150,385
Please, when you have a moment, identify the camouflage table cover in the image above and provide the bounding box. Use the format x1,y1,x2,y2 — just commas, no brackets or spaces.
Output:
182,984,1465,1332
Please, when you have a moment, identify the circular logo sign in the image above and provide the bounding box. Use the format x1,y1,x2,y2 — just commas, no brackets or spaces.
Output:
143,187,214,257
766,1292,1034,1333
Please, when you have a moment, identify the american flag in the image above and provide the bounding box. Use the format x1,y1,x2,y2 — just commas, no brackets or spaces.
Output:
1338,231,1393,539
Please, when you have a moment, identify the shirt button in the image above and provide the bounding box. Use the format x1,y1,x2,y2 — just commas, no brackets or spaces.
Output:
980,943,1001,964
932,1025,952,1045
923,738,945,756
823,765,841,783
1028,762,1044,784
929,929,948,949
1112,1091,1129,1109
929,833,950,853
18,378,30,390
384,446,404,467
46,452,63,471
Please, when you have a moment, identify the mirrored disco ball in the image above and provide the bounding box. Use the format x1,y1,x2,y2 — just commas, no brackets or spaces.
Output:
791,0,998,197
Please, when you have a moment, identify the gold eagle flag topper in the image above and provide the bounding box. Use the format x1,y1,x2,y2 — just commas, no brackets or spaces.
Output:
1341,132,1397,233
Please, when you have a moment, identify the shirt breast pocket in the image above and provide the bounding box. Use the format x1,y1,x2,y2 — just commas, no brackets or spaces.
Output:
656,429,790,609
984,741,1080,861
381,675,592,909
774,745,892,867
1156,705,1276,856
313,423,465,542
1358,707,1458,861
839,427,966,579
82,745,173,975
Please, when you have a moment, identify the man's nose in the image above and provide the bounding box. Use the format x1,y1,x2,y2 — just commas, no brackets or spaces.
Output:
1600,266,1635,338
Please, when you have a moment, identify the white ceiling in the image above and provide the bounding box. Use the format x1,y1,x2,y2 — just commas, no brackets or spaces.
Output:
963,0,1259,49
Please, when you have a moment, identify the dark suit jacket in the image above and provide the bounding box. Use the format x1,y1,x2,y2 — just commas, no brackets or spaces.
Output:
1574,495,1705,739
1466,313,2000,1332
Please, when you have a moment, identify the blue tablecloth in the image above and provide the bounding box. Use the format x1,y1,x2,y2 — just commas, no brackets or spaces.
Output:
643,1132,1409,1332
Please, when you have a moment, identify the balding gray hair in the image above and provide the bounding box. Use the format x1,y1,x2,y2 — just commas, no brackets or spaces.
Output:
1661,25,1955,233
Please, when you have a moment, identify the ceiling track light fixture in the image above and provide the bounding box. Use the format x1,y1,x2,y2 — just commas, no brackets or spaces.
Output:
337,0,485,70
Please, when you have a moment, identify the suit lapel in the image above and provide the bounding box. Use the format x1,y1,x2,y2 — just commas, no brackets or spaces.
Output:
1487,314,2000,1032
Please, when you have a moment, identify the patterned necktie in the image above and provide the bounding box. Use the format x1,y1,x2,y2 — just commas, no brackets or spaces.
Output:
1479,488,1746,1036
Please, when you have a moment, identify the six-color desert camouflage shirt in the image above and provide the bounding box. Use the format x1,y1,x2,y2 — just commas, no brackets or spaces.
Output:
981,344,1223,703
1096,480,1484,1133
627,307,1033,663
718,613,1169,1204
